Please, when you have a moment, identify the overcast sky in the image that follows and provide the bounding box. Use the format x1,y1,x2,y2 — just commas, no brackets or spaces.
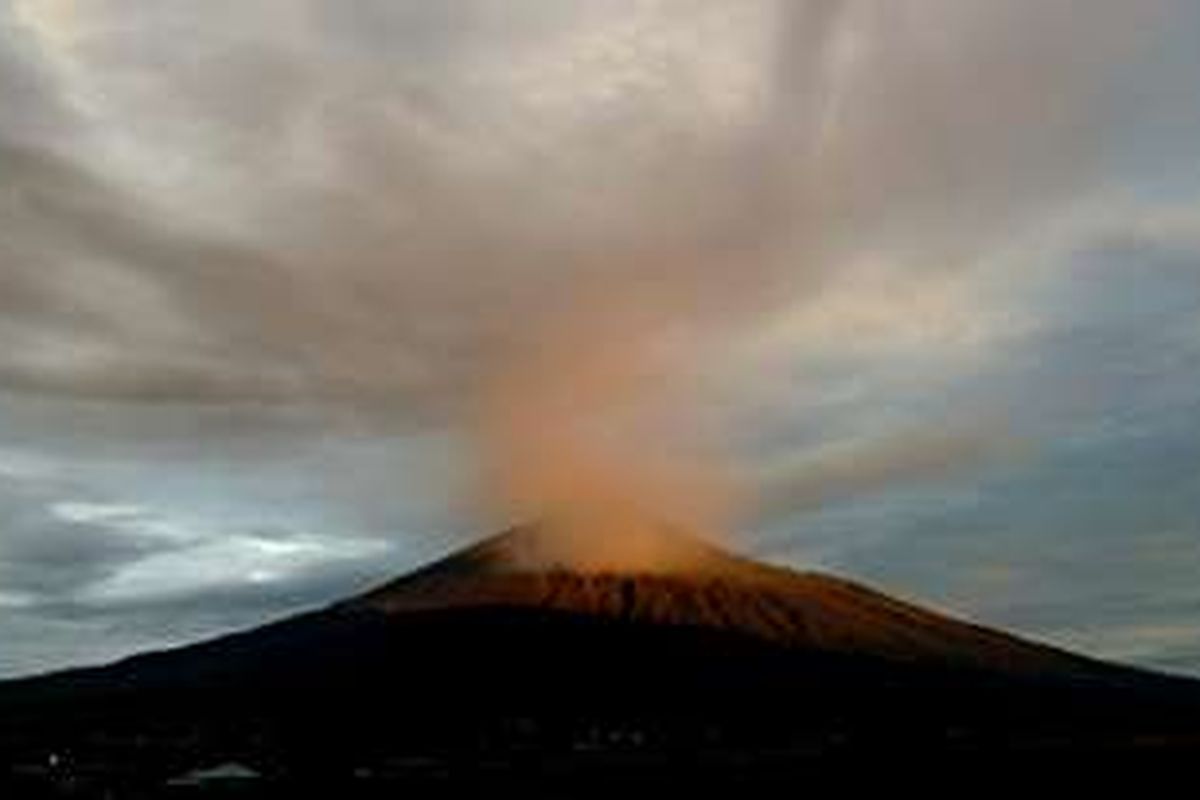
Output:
1,0,1200,679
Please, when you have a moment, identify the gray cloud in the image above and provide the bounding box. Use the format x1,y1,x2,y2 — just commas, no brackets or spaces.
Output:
0,0,1181,535
0,538,405,677
753,426,1021,520
0,481,171,605
0,1,1179,416
752,228,1200,674
0,462,415,675
1,1,1199,676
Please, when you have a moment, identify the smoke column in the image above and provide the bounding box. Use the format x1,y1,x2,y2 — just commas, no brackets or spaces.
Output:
0,0,1172,564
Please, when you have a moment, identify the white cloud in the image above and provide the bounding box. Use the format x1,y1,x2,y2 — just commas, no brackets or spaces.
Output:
752,258,1024,364
0,591,35,609
85,531,388,604
51,501,152,525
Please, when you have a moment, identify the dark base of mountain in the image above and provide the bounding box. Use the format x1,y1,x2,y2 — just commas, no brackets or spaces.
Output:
3,603,1200,796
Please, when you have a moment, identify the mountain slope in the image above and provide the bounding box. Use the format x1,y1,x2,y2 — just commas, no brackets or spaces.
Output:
344,523,1113,679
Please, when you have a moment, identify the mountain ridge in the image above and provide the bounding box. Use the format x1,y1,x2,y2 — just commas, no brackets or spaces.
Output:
341,523,1128,681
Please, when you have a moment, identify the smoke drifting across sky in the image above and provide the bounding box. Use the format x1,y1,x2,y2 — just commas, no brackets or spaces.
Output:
1,1,1200,674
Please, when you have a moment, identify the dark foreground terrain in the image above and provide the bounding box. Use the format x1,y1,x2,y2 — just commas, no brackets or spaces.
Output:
2,524,1199,796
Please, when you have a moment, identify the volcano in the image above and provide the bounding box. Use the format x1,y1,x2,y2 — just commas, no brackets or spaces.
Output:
3,522,1200,793
345,524,1120,677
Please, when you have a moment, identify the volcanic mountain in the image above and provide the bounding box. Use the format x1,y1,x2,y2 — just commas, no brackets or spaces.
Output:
345,524,1119,677
3,522,1200,793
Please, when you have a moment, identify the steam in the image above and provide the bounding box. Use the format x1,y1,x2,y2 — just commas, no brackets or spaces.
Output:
0,0,1176,561
472,291,740,563
453,0,1161,555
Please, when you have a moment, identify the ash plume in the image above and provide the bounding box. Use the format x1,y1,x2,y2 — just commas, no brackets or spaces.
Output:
0,0,1176,560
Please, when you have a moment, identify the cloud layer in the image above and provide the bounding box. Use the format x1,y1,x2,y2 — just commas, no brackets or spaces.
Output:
1,0,1199,676
0,0,1171,410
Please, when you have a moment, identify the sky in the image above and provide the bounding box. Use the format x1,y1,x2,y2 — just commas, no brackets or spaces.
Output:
1,0,1199,678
